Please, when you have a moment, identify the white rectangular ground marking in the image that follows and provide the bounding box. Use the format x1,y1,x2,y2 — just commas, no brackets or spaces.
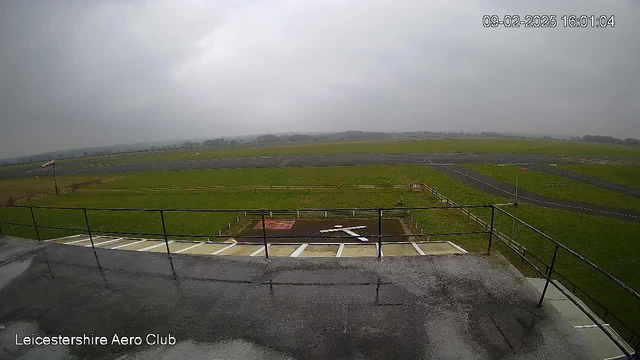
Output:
249,244,270,257
319,226,367,233
376,243,384,257
175,242,204,254
45,234,83,243
447,241,468,254
211,243,237,255
86,238,123,247
139,241,173,252
290,244,309,257
64,236,98,245
574,324,609,329
411,242,426,256
112,239,146,249
336,243,345,257
320,226,368,242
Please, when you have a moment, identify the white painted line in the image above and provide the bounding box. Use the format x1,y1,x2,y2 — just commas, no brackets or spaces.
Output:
336,243,345,257
290,244,309,257
412,242,426,256
447,241,468,254
112,239,146,249
574,324,609,329
45,234,83,243
320,226,367,233
249,244,270,257
65,236,100,245
86,238,123,247
342,228,369,242
138,241,173,252
211,243,237,255
175,242,204,254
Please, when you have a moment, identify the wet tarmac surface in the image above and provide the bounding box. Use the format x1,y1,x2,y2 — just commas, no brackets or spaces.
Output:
0,236,596,359
0,153,562,179
236,218,406,243
432,165,640,222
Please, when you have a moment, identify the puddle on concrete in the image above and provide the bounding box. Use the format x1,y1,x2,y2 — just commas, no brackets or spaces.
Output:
0,258,33,290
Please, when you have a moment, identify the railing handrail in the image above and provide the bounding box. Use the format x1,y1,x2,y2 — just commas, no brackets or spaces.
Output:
0,204,507,212
492,205,640,302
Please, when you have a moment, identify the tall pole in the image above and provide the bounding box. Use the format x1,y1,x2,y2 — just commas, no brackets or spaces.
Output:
377,209,383,260
261,211,269,259
53,163,59,195
515,175,518,204
512,175,518,234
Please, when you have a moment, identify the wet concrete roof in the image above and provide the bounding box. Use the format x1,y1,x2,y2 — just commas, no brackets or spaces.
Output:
0,236,596,359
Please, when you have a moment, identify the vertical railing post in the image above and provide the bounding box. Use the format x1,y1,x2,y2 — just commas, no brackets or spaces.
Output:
487,206,495,255
160,210,171,257
537,244,560,307
83,208,95,249
377,208,383,260
30,207,41,241
261,210,269,259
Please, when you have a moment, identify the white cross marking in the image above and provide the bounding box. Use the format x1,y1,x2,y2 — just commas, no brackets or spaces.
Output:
319,226,369,242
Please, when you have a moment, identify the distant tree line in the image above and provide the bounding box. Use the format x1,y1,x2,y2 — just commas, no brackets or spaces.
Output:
577,135,640,147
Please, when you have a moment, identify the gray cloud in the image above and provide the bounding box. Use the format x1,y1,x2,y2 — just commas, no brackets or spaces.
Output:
1,0,638,158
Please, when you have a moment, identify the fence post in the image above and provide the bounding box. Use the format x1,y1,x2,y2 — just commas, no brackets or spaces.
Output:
487,206,495,255
29,207,41,241
261,211,269,259
537,244,560,307
83,208,95,249
377,209,383,260
160,210,171,257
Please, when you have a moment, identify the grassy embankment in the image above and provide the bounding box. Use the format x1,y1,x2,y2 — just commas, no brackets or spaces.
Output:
2,138,634,171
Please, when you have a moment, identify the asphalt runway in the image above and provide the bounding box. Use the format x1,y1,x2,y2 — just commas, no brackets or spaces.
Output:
529,165,640,199
432,165,640,223
0,152,562,179
0,237,597,359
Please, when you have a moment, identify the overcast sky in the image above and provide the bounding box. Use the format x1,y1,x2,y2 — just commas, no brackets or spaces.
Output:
1,0,638,158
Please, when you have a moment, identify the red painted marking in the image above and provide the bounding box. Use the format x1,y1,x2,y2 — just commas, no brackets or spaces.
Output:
254,220,296,230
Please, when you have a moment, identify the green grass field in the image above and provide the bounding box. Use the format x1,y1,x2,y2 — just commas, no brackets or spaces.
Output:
93,138,640,165
560,164,640,190
0,164,638,340
0,174,113,204
463,164,640,212
2,137,635,172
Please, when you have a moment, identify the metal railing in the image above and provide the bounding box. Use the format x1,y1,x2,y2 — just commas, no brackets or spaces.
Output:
491,206,639,358
0,204,502,259
1,202,638,358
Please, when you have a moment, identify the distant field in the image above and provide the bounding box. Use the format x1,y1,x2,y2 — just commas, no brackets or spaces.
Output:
463,164,640,212
560,164,640,190
0,174,114,204
4,138,639,173
91,138,640,165
0,164,638,339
